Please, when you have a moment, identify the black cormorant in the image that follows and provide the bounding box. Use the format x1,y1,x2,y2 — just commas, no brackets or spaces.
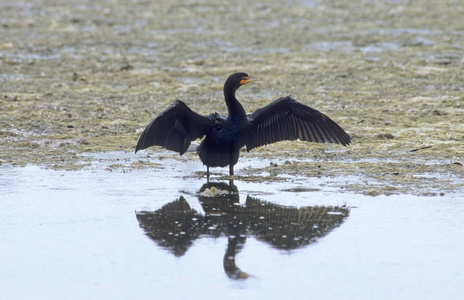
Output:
135,72,350,178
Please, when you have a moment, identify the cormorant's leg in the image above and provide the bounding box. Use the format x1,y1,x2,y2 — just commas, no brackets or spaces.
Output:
207,166,210,182
229,164,234,176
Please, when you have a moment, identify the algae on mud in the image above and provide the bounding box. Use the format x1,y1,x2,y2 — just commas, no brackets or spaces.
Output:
1,0,463,195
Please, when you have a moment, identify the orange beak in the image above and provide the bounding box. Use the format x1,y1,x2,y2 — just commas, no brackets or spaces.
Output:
240,76,261,85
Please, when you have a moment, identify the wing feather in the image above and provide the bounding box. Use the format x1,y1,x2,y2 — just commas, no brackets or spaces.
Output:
246,96,350,151
135,100,214,155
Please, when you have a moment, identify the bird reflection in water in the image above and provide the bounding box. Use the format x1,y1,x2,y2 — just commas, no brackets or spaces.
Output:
135,182,349,279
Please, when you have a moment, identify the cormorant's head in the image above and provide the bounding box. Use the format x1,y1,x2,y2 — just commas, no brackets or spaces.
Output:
224,72,261,93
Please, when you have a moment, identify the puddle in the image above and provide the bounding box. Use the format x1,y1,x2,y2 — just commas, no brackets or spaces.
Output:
1,152,464,300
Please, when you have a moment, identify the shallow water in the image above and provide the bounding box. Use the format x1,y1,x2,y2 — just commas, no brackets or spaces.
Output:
1,152,463,300
1,0,464,298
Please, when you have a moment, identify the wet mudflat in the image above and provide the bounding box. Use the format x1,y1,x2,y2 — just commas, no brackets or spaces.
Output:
1,0,463,195
1,0,464,299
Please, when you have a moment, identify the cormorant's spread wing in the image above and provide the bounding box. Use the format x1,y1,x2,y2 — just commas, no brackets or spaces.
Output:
135,100,214,155
246,96,350,151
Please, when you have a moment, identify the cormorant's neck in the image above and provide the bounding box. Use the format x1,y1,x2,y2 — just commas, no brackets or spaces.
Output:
224,87,246,117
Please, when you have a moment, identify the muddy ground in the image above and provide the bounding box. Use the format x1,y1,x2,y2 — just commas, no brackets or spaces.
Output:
1,0,463,196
